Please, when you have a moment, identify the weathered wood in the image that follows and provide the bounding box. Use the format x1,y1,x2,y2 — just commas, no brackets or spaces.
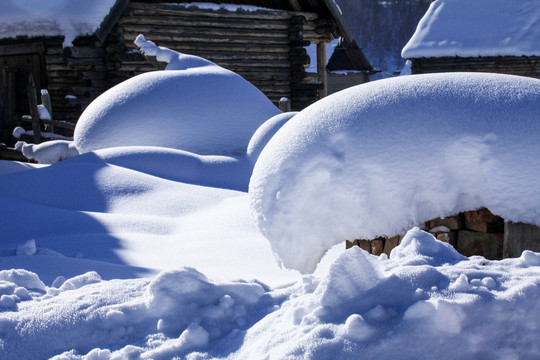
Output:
504,222,540,258
120,16,291,31
22,115,75,130
317,42,327,98
122,32,287,45
65,47,106,59
0,42,44,56
120,23,290,39
26,73,41,144
0,146,27,161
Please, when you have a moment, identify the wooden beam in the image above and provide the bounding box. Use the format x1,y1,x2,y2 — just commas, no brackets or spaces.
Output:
26,73,42,144
288,0,303,12
317,42,327,98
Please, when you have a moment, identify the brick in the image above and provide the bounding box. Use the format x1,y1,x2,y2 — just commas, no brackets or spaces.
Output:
463,208,504,233
456,230,503,260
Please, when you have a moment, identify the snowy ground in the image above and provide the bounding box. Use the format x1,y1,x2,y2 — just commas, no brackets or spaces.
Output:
1,55,540,359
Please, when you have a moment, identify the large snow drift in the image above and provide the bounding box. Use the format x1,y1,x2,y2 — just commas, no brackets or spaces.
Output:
250,72,540,273
402,0,540,58
74,38,280,156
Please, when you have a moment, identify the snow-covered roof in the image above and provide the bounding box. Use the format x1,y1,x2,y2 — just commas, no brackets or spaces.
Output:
0,0,119,47
402,0,540,59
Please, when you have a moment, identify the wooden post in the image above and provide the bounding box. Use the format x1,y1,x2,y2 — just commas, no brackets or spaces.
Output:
40,89,54,132
2,68,16,143
317,42,327,98
26,73,42,144
279,97,291,112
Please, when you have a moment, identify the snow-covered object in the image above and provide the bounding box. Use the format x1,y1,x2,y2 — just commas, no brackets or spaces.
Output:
0,0,116,47
246,112,297,164
402,0,540,58
16,140,79,164
74,39,280,156
250,72,540,273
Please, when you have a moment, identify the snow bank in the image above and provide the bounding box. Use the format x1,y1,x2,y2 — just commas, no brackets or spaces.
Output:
402,0,540,58
74,38,280,156
0,0,116,47
250,72,540,273
6,229,540,359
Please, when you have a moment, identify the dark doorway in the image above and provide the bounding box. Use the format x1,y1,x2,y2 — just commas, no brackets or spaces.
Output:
0,42,45,146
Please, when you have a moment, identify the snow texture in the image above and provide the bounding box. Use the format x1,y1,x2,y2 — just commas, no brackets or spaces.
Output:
74,36,280,156
250,72,540,273
0,0,116,46
402,0,540,58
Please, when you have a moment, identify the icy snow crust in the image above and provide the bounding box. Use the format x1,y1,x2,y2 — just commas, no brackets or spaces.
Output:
2,229,540,359
0,0,116,47
250,72,540,273
402,0,540,58
74,48,280,156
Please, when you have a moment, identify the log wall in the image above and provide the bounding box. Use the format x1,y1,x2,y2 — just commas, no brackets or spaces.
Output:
410,56,540,79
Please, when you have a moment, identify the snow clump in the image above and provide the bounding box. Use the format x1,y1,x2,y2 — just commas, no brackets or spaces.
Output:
74,36,281,156
250,72,540,273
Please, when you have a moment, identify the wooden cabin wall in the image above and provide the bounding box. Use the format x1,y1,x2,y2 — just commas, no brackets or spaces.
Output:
105,2,333,110
411,56,540,79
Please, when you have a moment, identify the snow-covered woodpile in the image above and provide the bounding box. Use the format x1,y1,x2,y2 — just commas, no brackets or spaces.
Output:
347,208,540,261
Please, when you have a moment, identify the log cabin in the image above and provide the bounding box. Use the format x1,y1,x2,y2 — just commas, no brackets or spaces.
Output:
401,0,540,79
0,0,371,147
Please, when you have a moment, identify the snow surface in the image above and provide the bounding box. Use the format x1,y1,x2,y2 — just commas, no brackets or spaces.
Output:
0,0,116,46
1,68,540,358
74,36,280,156
402,0,540,58
250,72,540,273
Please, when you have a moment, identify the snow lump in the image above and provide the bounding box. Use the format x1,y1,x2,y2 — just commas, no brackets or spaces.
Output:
249,72,540,273
74,38,281,156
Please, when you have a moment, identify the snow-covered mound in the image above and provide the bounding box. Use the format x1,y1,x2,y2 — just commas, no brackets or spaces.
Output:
4,229,540,359
74,42,281,155
250,72,540,273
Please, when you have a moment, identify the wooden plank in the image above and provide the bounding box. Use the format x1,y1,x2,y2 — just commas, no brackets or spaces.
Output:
124,39,290,53
317,42,327,98
26,73,41,144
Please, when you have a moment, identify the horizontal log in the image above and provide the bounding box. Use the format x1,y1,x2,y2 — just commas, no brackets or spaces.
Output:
119,15,290,30
65,47,106,59
0,147,27,161
120,23,289,39
122,31,288,46
21,115,75,130
123,38,290,53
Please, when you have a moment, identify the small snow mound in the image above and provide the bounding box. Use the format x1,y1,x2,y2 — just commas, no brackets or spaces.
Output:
145,268,266,336
59,271,102,291
246,112,297,164
313,247,384,321
0,269,46,291
520,250,540,266
390,228,466,266
17,140,79,164
16,239,37,256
